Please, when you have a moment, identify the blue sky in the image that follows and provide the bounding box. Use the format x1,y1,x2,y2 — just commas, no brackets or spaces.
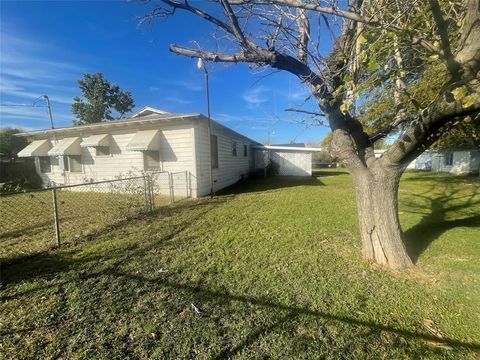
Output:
0,1,331,144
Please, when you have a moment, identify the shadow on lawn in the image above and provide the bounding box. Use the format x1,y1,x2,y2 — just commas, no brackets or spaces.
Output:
219,176,325,195
0,196,229,269
404,182,480,263
2,257,479,355
3,175,480,356
312,169,350,177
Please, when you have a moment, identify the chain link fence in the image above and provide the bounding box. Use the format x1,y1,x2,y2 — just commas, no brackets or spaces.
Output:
0,171,190,263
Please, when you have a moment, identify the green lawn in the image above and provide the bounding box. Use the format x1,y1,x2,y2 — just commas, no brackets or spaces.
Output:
1,170,479,359
0,189,170,262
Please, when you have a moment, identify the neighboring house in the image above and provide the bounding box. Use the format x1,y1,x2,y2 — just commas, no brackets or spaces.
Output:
407,151,432,170
374,148,479,175
431,148,480,175
16,107,319,197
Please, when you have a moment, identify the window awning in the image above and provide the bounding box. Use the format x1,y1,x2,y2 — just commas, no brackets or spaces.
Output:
126,130,160,151
81,134,110,148
18,139,52,157
48,137,82,156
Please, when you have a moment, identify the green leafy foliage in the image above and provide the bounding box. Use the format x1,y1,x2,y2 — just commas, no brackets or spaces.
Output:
0,128,27,161
72,72,135,126
266,159,280,176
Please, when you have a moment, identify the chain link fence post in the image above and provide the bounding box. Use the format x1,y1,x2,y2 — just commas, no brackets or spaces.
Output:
51,186,61,247
143,174,150,213
149,173,154,212
169,172,174,203
185,170,189,198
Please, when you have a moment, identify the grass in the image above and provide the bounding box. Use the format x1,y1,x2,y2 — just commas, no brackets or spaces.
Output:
0,170,479,359
0,188,171,262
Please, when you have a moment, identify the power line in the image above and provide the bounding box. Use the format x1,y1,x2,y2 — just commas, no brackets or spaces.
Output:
0,103,46,107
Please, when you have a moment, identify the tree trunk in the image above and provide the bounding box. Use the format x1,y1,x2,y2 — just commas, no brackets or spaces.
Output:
352,167,413,269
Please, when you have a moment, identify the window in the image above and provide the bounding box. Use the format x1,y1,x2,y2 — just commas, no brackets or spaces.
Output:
211,135,219,168
68,155,83,173
232,141,237,156
39,157,51,173
144,150,160,170
444,152,453,166
243,144,248,157
96,146,110,156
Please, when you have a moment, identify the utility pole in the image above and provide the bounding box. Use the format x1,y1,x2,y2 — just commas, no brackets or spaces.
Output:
197,58,214,199
34,95,54,129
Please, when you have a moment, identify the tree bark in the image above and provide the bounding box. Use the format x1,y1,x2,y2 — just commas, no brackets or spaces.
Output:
352,167,413,269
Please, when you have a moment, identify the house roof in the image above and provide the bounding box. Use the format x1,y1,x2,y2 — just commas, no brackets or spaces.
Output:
15,112,199,137
131,106,170,118
15,107,262,146
272,143,306,148
253,145,321,152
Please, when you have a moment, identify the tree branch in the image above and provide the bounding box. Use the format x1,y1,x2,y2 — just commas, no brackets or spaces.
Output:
383,79,480,166
160,0,233,35
170,45,249,63
219,0,249,48
226,0,377,24
285,108,325,117
296,8,310,63
428,0,461,77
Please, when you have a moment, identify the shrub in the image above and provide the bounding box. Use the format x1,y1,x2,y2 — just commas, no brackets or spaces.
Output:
266,160,280,177
0,160,43,193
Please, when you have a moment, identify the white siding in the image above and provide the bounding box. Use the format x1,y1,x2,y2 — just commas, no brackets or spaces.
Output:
194,119,255,197
29,120,196,197
431,150,480,175
270,150,312,176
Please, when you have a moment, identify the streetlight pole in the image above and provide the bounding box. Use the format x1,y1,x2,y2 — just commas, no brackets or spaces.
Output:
34,95,54,129
197,58,214,199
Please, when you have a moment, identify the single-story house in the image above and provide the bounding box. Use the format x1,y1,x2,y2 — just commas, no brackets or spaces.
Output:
430,148,480,175
374,148,479,175
16,107,320,197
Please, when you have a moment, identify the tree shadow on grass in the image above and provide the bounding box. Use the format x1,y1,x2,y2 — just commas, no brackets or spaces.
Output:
219,176,325,196
312,169,350,177
0,196,228,273
3,260,479,355
404,182,480,263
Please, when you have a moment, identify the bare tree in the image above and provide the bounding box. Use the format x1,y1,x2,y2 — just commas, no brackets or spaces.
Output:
141,0,480,268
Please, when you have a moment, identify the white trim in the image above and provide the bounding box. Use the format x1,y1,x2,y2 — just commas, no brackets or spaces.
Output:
253,145,322,152
16,113,198,137
131,106,170,118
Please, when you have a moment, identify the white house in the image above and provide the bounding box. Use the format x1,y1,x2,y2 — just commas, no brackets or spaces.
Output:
374,148,479,175
430,148,480,175
17,107,319,197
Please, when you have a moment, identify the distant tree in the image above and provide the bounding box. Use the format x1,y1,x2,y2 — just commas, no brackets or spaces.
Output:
0,128,27,163
72,72,134,125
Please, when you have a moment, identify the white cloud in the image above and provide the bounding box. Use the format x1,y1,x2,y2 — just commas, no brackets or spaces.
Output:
165,96,192,105
0,105,72,123
172,80,203,92
242,86,271,108
288,85,311,102
0,27,83,128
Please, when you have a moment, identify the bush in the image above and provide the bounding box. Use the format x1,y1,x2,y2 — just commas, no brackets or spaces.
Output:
266,160,280,177
0,160,43,193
